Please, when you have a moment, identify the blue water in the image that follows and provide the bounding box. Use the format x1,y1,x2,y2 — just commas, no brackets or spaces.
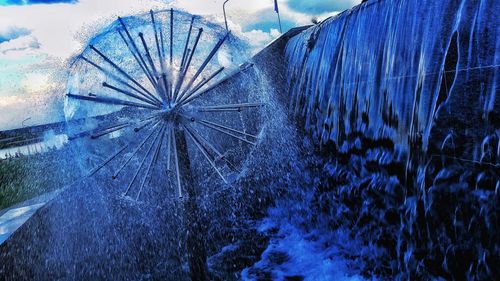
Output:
272,0,500,279
285,0,499,158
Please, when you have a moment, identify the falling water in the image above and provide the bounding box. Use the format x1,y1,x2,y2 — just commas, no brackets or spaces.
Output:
278,0,499,279
286,0,498,159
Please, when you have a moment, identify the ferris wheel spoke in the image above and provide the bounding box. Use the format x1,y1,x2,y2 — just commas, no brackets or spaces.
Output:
112,120,161,179
150,10,164,69
184,124,238,172
138,33,160,84
118,17,159,86
67,93,159,110
194,102,265,112
89,45,161,105
102,82,160,107
183,124,227,183
184,124,222,158
117,30,157,89
169,8,174,65
139,32,169,104
177,67,224,105
134,116,160,132
91,123,130,139
194,119,256,145
180,16,195,72
180,62,254,106
80,56,158,106
199,119,257,139
180,33,229,98
159,18,166,65
68,120,128,141
174,28,203,101
123,124,165,197
87,145,129,177
136,125,167,200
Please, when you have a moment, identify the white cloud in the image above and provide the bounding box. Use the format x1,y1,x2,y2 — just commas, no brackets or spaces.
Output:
0,26,31,43
21,72,53,93
0,0,360,129
0,0,169,60
0,35,40,57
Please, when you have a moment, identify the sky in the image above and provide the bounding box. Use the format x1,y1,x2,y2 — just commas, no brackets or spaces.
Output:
0,0,360,130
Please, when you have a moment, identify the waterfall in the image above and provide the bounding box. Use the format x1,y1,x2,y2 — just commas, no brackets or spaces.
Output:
285,0,499,161
276,0,499,279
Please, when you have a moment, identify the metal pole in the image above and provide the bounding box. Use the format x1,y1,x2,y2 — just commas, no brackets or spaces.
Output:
136,125,167,200
87,145,128,177
138,33,159,78
66,93,160,110
223,0,231,32
183,124,227,183
173,28,203,101
117,29,157,89
102,82,159,106
89,45,161,104
179,33,229,99
277,11,283,33
80,56,159,106
123,125,164,197
112,121,160,179
170,8,174,65
197,120,256,145
118,17,160,87
194,102,264,112
179,63,254,106
166,125,172,171
180,16,196,72
198,118,257,139
91,123,130,139
22,117,31,128
274,0,283,33
177,65,222,104
174,127,209,281
150,10,163,65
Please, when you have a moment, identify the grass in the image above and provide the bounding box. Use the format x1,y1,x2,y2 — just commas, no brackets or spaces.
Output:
0,148,82,210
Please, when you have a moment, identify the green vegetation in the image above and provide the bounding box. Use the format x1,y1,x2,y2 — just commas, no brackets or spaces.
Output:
0,148,82,210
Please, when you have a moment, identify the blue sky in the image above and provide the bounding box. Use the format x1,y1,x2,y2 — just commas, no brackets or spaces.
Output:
0,0,360,129
287,0,359,14
0,0,77,5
